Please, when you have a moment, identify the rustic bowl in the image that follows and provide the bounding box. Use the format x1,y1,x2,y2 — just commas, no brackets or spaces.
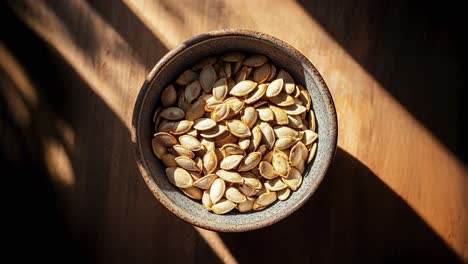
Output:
132,30,337,232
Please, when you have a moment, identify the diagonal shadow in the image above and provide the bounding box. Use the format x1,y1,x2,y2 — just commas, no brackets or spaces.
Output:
220,147,463,263
0,3,223,263
2,1,464,263
85,0,169,70
297,0,467,163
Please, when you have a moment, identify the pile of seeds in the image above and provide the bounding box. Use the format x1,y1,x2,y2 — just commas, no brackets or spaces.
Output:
151,52,318,214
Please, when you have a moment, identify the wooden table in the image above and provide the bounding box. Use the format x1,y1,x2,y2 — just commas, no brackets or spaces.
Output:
1,0,467,263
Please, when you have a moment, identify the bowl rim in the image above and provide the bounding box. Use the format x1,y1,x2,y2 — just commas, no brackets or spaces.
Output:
131,29,338,232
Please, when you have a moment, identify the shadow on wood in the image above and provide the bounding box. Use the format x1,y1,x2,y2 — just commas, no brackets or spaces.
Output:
0,4,222,263
297,0,467,163
219,147,462,263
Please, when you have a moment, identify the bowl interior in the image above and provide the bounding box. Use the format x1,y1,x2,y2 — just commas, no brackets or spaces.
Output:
134,33,337,232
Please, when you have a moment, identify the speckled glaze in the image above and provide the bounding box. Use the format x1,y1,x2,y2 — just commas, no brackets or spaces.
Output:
131,30,337,232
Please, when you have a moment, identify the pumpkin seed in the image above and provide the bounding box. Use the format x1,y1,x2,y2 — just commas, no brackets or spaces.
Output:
220,143,245,156
199,124,227,138
212,199,236,214
251,125,263,150
226,119,251,138
185,81,202,103
266,79,284,97
277,188,291,201
222,52,245,62
309,111,316,132
220,155,244,170
289,142,308,167
176,69,198,85
224,97,244,114
210,103,230,121
238,137,251,150
283,104,307,115
200,138,215,152
307,142,317,164
224,63,232,78
159,107,185,121
181,186,203,200
237,197,256,212
225,187,247,203
212,78,228,101
234,66,249,83
153,132,178,147
303,130,318,145
232,60,243,75
172,144,195,158
177,91,190,112
241,172,263,190
153,107,162,127
210,178,226,204
202,150,217,174
161,154,178,167
238,184,257,197
287,115,304,129
193,173,218,189
158,120,194,135
266,64,277,82
238,152,262,171
214,132,237,147
194,118,217,131
175,156,202,172
161,85,177,107
277,69,295,94
273,126,298,138
259,122,275,149
190,171,203,181
217,67,226,79
259,161,278,179
179,134,203,151
265,178,288,191
227,78,236,90
295,159,305,173
256,106,274,122
292,85,301,98
256,145,268,156
245,83,267,104
282,167,302,190
241,106,258,128
185,99,206,121
254,186,268,197
253,63,271,83
243,54,268,67
229,80,258,96
272,152,290,177
269,105,289,125
269,92,295,107
151,139,167,159
216,170,243,183
274,136,297,150
200,65,217,92
186,129,198,137
252,100,268,108
253,191,277,210
202,190,213,210
166,167,193,188
298,86,312,110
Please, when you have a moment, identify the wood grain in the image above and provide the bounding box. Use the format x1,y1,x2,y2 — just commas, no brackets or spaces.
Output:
2,0,467,263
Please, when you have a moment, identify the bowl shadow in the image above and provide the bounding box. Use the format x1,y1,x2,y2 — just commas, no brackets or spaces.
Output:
219,147,462,263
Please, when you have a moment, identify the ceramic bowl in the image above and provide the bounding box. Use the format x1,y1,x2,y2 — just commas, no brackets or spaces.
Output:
132,29,337,232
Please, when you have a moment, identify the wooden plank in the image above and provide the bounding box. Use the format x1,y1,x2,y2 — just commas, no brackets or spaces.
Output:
3,0,466,262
